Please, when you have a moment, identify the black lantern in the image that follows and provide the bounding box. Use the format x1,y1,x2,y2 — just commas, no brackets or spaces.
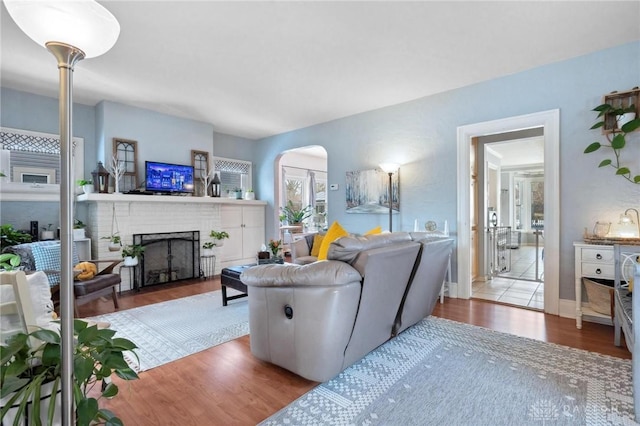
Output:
91,161,111,193
211,173,221,197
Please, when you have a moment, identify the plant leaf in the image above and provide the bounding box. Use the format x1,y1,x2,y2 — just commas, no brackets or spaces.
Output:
616,167,630,175
611,134,626,150
102,382,119,398
634,175,640,183
31,329,60,344
598,159,612,167
589,121,605,129
74,354,96,384
114,367,139,381
41,342,61,366
77,397,100,426
584,142,601,153
621,117,640,133
111,338,138,351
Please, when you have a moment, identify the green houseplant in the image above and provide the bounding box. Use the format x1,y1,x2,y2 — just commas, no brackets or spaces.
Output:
0,253,21,271
122,244,145,267
0,225,32,250
101,234,121,252
584,102,640,184
0,319,139,426
281,201,313,225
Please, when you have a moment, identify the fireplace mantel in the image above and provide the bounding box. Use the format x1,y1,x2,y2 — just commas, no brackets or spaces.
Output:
77,193,267,206
78,193,266,290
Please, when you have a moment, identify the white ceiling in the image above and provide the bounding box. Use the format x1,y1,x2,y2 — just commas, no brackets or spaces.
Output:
1,1,639,140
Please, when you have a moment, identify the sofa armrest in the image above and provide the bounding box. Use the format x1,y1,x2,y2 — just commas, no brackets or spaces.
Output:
289,238,311,263
241,260,361,287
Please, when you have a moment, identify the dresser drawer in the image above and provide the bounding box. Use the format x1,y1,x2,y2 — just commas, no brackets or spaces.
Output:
581,262,614,279
581,247,614,263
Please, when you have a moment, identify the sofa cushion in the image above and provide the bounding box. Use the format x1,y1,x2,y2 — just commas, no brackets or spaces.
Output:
241,261,361,287
317,221,349,261
327,232,412,264
364,226,382,235
310,234,324,257
73,273,120,296
31,243,80,286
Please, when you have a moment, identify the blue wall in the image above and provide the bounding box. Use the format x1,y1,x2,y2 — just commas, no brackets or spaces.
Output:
254,41,640,299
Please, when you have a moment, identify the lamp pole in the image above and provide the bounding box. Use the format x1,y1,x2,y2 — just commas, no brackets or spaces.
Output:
379,163,399,232
47,41,85,424
387,172,393,232
4,1,120,422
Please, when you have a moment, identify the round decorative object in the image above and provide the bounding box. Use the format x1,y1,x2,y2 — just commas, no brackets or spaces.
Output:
425,221,437,232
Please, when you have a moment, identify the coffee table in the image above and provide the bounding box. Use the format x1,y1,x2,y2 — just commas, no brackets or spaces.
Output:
220,265,251,306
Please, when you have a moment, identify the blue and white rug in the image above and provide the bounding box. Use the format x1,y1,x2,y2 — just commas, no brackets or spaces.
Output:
88,290,248,372
261,316,635,425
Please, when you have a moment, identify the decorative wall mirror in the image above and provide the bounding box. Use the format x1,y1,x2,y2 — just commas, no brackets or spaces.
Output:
113,138,138,192
191,150,209,197
0,126,84,201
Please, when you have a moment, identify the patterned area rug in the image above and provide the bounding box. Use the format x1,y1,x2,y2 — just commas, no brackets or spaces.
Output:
262,317,635,425
88,290,248,372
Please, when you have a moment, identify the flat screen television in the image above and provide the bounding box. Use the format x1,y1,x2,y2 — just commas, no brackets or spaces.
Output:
145,161,194,194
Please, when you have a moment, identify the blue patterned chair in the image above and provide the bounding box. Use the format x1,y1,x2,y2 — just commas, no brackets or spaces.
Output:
3,241,121,317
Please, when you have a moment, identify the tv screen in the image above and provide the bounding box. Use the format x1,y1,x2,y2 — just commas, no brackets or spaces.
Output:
145,161,194,194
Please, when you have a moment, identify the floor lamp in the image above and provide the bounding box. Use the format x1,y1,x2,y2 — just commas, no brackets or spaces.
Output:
379,163,399,232
4,1,120,423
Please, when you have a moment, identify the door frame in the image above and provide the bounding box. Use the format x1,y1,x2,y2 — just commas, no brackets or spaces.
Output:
456,109,560,315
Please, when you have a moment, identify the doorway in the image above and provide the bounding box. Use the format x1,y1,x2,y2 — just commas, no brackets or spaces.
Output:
456,110,560,315
274,146,328,246
472,133,545,310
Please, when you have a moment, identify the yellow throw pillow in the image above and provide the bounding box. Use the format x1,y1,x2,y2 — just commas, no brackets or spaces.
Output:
364,226,382,235
75,261,97,281
310,234,325,257
317,221,349,260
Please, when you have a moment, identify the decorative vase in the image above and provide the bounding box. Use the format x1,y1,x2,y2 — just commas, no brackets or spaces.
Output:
235,190,243,200
73,228,86,240
202,248,215,257
83,184,94,194
213,239,224,247
108,242,121,252
123,256,138,266
617,112,636,129
40,230,54,241
244,191,255,200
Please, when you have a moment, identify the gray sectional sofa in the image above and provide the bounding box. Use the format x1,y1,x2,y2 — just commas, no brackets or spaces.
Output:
241,232,453,382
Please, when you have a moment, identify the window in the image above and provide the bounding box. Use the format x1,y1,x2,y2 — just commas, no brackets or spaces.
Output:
214,157,251,195
191,150,209,197
113,138,138,192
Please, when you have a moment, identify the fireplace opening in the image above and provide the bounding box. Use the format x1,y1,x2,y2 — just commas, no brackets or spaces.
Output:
134,230,200,287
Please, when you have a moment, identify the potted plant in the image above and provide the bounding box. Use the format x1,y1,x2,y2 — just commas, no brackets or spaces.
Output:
202,241,216,257
73,219,87,241
0,253,21,271
76,179,94,194
0,224,32,250
585,102,640,184
244,189,255,200
209,230,229,247
0,319,139,426
101,234,121,252
281,201,313,226
40,224,55,241
122,244,145,266
233,188,243,200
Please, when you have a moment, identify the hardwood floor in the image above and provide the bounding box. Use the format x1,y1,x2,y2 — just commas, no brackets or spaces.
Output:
81,277,630,425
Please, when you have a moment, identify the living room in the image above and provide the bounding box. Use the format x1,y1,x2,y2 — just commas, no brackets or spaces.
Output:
1,1,640,424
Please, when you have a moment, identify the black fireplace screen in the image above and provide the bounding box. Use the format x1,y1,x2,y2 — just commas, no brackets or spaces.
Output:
134,230,200,287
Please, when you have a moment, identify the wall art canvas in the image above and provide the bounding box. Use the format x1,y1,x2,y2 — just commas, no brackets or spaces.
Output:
346,168,399,214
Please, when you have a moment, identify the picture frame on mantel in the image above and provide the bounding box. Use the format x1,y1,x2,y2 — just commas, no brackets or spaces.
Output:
345,168,399,214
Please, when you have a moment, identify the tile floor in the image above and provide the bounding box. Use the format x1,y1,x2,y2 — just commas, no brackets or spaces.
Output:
472,245,544,310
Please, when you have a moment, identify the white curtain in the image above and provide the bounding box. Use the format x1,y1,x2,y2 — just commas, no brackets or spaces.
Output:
308,170,316,209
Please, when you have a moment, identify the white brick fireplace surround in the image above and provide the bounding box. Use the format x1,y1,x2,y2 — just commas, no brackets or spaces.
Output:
77,193,266,291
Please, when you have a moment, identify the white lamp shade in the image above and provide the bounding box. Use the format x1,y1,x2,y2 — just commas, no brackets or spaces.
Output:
4,0,120,58
379,163,400,174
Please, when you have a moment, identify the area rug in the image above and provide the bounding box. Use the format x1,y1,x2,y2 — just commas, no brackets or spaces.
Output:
261,316,635,425
87,290,248,372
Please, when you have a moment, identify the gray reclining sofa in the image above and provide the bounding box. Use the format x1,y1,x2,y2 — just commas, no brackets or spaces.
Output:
241,232,453,382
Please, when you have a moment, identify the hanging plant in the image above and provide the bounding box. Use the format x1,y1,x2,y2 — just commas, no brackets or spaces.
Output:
584,103,640,184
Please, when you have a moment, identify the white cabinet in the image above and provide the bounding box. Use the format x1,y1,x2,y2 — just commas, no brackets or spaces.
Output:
574,242,613,329
220,205,265,267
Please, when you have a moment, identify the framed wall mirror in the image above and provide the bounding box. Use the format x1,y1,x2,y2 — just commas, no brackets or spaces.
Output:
0,126,84,201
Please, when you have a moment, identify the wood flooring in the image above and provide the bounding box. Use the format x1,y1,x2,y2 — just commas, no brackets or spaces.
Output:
80,276,630,425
